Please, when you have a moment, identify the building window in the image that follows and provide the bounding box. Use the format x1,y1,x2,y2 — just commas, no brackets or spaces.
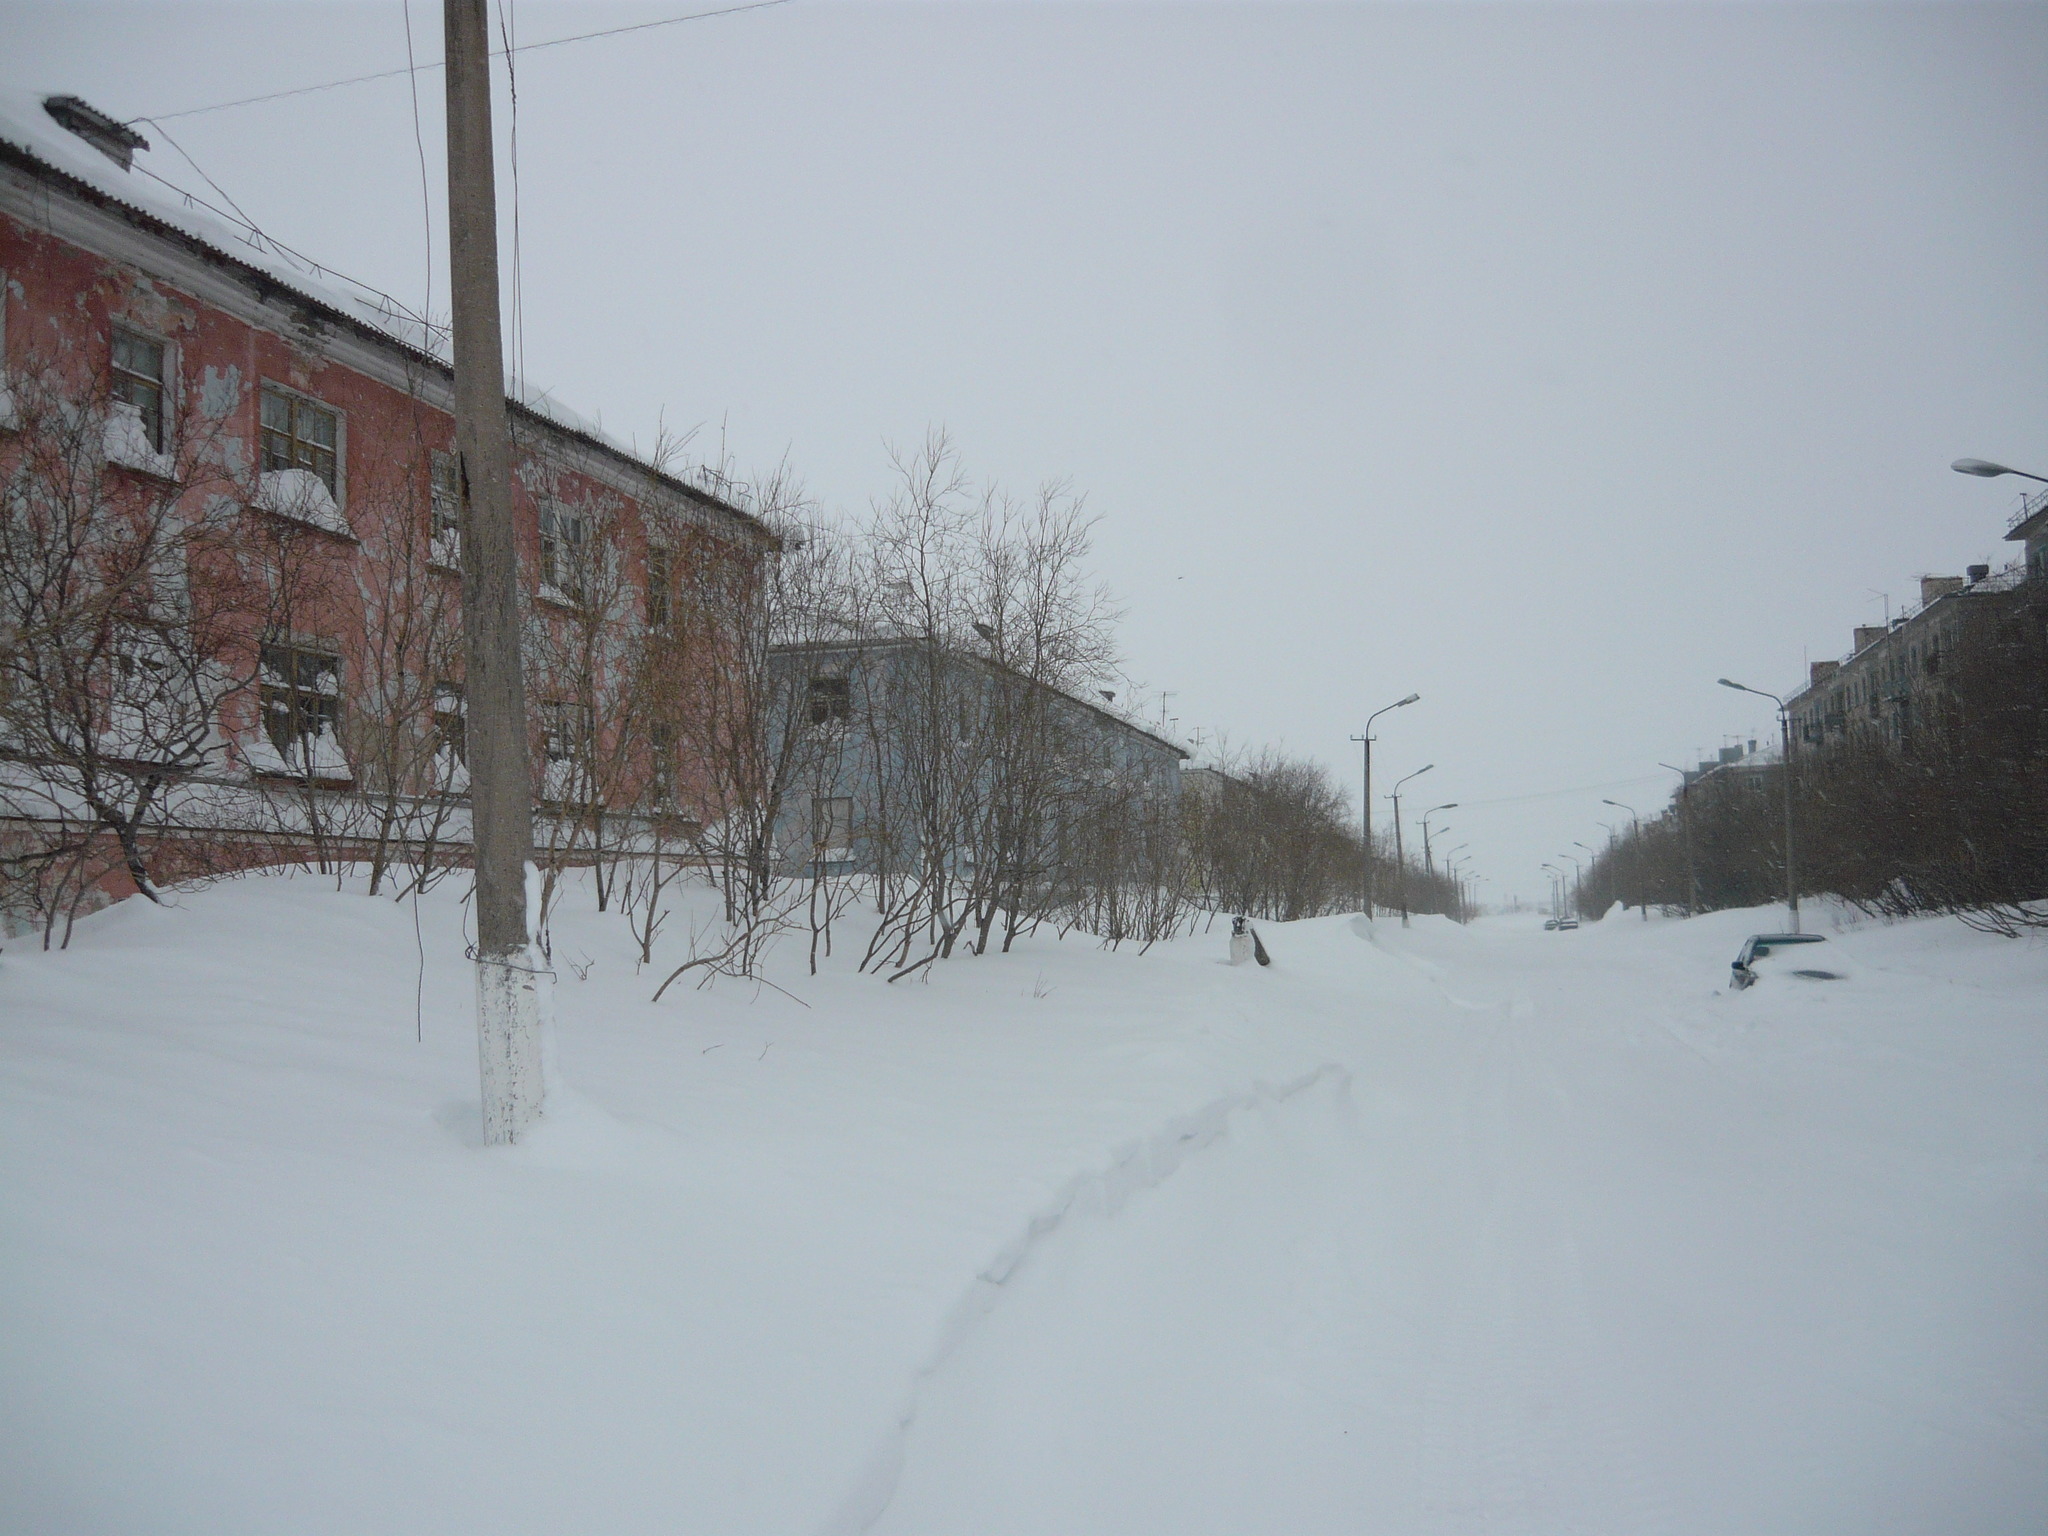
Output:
429,451,462,567
541,698,594,762
260,386,339,496
813,795,853,852
808,674,851,724
260,641,342,759
649,718,674,803
539,504,587,601
111,327,167,453
431,683,466,764
647,546,673,627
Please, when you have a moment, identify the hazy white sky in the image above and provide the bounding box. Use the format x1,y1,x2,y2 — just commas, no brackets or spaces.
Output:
9,1,2045,901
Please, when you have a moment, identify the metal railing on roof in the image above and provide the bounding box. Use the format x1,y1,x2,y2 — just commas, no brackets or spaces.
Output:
2013,483,2048,535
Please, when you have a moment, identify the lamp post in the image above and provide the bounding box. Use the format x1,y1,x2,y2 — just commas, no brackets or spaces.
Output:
1421,803,1457,877
1603,798,1647,921
1541,863,1564,918
1351,693,1419,920
1388,763,1434,928
1557,852,1582,917
1719,677,1799,933
1658,762,1698,915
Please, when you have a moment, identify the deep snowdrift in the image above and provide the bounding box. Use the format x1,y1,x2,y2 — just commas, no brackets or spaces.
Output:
2,875,2043,1534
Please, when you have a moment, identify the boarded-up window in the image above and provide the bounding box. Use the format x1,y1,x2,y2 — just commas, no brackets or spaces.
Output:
813,795,853,851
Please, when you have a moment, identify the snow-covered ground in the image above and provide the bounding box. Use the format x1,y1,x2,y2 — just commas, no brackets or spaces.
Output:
3,873,2044,1534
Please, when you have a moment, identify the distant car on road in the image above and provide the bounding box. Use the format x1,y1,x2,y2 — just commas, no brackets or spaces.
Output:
1543,918,1560,931
1557,917,1579,930
1730,932,1840,990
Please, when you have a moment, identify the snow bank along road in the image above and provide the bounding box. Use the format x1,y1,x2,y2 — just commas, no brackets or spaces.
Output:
3,874,2044,1534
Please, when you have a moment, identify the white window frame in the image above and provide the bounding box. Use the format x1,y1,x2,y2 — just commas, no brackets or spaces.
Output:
538,502,589,606
104,321,177,477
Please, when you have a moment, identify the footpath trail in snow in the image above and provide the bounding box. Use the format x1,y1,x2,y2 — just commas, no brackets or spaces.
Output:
2,874,2044,1535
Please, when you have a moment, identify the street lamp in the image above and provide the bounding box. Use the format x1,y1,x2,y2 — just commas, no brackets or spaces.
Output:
1603,798,1647,921
1720,677,1800,932
1556,852,1583,918
1540,862,1565,918
1658,763,1699,915
1952,458,2048,483
1388,763,1434,928
1421,803,1457,877
1351,693,1419,920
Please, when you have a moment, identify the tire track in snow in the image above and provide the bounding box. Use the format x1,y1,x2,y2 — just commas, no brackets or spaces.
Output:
817,1061,1354,1536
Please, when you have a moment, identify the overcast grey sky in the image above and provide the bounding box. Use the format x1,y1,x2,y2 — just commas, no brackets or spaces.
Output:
9,0,2045,902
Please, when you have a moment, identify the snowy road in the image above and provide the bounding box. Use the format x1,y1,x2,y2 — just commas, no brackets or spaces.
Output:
876,917,2048,1535
3,878,2044,1534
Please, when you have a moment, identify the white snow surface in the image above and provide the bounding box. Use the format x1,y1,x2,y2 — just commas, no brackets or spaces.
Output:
2,875,2044,1534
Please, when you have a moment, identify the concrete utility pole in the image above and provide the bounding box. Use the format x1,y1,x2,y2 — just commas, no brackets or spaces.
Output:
1352,692,1419,920
1719,679,1799,934
447,0,546,1142
1388,763,1433,929
1659,763,1699,916
1603,798,1648,921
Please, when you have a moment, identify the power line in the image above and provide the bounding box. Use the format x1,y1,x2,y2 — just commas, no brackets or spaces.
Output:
133,0,796,125
400,0,436,339
1456,773,1669,809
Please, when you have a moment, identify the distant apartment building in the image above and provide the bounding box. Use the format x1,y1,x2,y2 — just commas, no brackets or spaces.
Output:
1786,513,2035,748
767,634,1186,875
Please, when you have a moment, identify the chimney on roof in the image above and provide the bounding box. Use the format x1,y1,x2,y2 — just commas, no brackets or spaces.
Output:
1810,659,1839,688
42,96,148,171
1967,563,1991,584
1920,575,1965,606
1853,625,1887,653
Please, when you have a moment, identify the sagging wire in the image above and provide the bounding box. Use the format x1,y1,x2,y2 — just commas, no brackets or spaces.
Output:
122,128,446,354
133,0,795,125
400,0,436,338
495,0,527,395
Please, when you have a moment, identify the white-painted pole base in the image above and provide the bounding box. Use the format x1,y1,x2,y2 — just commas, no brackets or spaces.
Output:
476,949,550,1145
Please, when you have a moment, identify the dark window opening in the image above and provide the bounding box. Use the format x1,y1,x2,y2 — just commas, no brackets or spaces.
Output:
808,675,851,724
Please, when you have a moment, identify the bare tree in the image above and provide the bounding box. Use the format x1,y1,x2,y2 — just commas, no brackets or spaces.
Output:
0,349,262,938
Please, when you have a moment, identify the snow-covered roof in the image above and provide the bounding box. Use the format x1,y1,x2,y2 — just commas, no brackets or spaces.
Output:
0,88,763,532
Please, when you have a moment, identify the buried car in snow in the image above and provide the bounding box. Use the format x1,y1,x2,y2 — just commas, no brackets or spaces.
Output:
1729,932,1843,990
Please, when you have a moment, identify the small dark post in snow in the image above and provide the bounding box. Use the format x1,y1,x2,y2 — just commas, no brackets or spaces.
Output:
447,0,546,1141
